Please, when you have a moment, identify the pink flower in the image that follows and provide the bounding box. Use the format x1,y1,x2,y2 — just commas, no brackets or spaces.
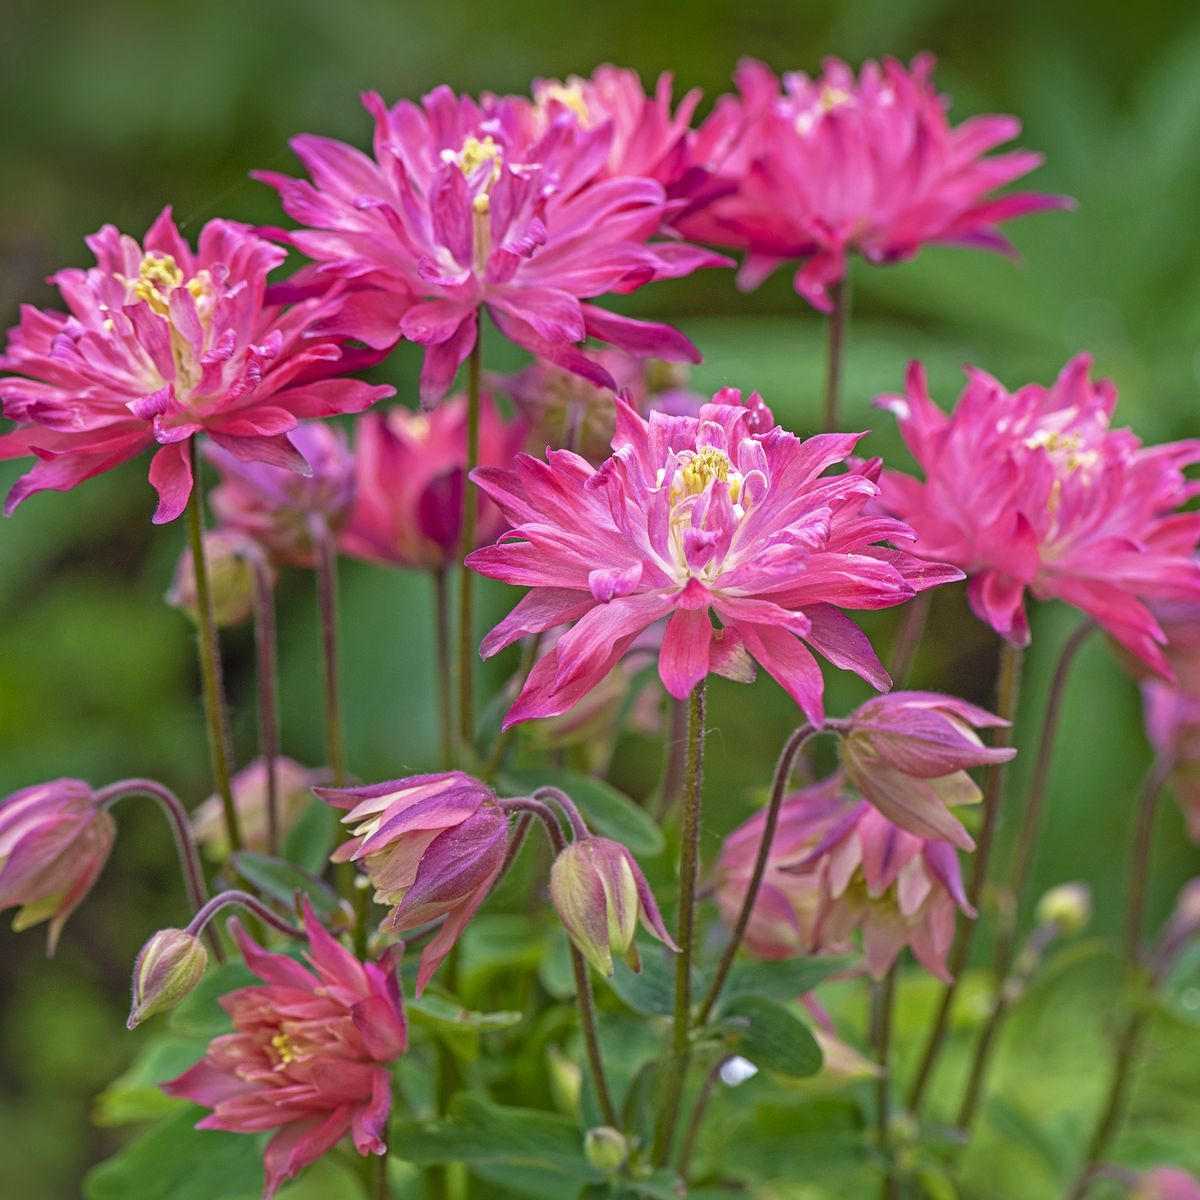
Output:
0,779,115,953
806,802,975,981
1134,1168,1200,1200
164,899,406,1199
877,354,1200,673
207,423,355,567
315,772,509,992
468,389,962,728
0,208,393,523
256,86,725,404
339,395,526,571
680,56,1070,310
715,775,858,960
841,691,1015,850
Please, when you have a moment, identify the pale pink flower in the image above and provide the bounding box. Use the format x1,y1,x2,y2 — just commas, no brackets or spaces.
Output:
715,775,858,960
0,208,392,522
468,390,962,728
164,899,407,1199
680,55,1070,310
1134,1168,1200,1200
207,423,355,568
877,354,1200,674
315,772,509,992
256,86,725,404
807,803,975,981
339,395,526,571
0,779,115,953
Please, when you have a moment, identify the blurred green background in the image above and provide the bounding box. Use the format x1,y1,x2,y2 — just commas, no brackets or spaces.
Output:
3,0,1200,1196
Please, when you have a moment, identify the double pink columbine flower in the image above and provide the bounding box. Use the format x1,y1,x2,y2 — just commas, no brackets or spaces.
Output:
257,84,724,404
165,900,407,1199
315,772,509,992
877,354,1200,674
0,779,115,953
0,208,392,522
681,56,1069,310
468,390,962,728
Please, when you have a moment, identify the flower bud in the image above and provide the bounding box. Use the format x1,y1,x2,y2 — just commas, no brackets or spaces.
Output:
584,1126,628,1175
1035,882,1092,935
127,928,208,1029
550,837,678,976
166,531,259,628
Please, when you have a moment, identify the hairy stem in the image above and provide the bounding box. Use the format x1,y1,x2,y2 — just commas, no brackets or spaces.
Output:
248,550,280,855
676,1054,731,1179
184,889,305,942
532,785,590,840
872,967,900,1200
310,514,346,787
822,275,851,434
433,568,454,771
456,332,483,760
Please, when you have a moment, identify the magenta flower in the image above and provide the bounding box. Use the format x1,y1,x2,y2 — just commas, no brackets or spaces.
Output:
340,395,526,571
680,56,1070,310
468,390,962,728
0,779,115,953
0,208,393,522
256,86,725,404
207,422,355,567
164,899,406,1199
715,775,858,960
315,772,509,992
877,354,1200,674
841,691,1015,850
1134,1169,1200,1200
806,802,975,981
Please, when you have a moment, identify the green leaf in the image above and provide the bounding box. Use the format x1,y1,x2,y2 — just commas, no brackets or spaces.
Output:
502,768,665,857
229,851,343,925
716,956,855,1011
389,1094,602,1199
717,996,823,1078
282,798,340,875
603,943,678,1016
408,990,523,1034
92,1036,201,1127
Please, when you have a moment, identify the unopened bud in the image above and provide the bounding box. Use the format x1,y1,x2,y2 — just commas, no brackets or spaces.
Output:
1035,882,1092,935
166,531,260,628
584,1126,628,1175
128,928,208,1029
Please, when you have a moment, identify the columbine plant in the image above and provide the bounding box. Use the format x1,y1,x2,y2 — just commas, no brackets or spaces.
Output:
1,55,1197,1200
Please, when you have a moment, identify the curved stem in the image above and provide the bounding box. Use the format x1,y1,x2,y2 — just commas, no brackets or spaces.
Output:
954,620,1093,1131
432,568,454,771
676,1054,731,1179
456,332,483,760
309,514,346,787
907,638,1024,1111
822,275,851,434
697,724,817,1024
185,440,241,852
184,889,305,942
872,967,900,1200
532,785,590,840
652,681,707,1166
248,550,280,855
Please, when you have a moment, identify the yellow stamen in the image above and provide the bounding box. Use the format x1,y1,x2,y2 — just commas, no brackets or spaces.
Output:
270,1033,296,1065
132,253,185,316
676,446,733,499
444,134,503,186
540,81,589,124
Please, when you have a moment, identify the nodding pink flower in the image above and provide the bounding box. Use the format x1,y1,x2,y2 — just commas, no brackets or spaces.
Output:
527,66,703,189
804,803,975,981
0,779,115,954
1134,1168,1200,1200
207,423,355,568
192,758,325,859
255,86,726,405
468,389,962,729
315,773,509,992
841,691,1015,851
339,395,527,571
497,348,704,463
877,354,1200,673
164,899,407,1200
679,55,1070,311
0,208,393,523
715,775,859,960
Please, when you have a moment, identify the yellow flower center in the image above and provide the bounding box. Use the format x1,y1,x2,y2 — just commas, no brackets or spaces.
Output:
270,1033,297,1065
670,446,741,505
443,135,503,186
539,81,590,124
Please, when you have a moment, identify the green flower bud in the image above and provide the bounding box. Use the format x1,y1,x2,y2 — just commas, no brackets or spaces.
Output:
584,1126,628,1176
1035,882,1091,935
128,928,208,1029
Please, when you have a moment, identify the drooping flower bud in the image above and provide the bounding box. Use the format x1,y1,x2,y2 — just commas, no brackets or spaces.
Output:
550,836,678,976
584,1126,629,1175
840,691,1016,851
0,779,116,953
1035,882,1092,936
127,928,208,1028
166,530,260,628
1134,1167,1200,1200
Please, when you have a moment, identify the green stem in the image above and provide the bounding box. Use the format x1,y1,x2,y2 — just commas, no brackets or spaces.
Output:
184,440,241,852
907,638,1024,1112
872,967,900,1200
697,724,817,1024
652,681,707,1166
310,514,346,787
247,550,280,856
433,568,454,771
822,275,851,434
456,332,483,760
676,1054,731,1179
